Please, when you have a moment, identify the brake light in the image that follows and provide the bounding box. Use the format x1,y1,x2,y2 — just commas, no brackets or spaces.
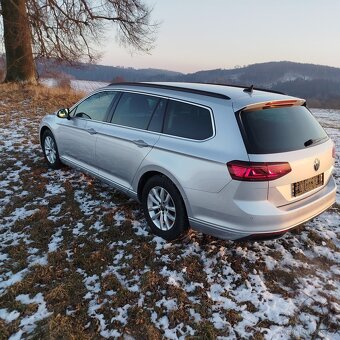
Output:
242,99,305,112
332,145,336,158
262,100,299,109
227,161,291,181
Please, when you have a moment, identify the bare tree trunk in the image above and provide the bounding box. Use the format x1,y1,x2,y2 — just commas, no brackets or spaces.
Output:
1,0,37,84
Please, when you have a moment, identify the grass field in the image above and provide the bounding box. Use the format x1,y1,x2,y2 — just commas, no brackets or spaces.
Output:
0,84,339,339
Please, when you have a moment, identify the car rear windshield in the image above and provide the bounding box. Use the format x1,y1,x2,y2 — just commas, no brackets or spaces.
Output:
239,106,328,154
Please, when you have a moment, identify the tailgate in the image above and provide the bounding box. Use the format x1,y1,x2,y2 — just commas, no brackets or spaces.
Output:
237,103,335,207
249,139,334,206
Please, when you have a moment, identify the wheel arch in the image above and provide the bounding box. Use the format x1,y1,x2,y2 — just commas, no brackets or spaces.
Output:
135,167,192,217
40,125,51,146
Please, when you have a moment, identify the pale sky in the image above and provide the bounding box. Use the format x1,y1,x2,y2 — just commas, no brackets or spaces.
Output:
101,0,340,73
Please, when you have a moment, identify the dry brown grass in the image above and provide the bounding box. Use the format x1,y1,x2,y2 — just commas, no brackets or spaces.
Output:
46,314,91,340
0,84,338,339
0,82,83,115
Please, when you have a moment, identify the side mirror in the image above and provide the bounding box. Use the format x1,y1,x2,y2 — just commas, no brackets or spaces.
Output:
57,108,70,119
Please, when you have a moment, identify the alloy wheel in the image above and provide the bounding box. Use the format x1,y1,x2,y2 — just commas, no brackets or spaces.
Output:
44,136,57,164
147,186,176,231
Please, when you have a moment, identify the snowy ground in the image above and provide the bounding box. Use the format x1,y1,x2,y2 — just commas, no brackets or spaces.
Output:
41,78,109,93
0,86,339,339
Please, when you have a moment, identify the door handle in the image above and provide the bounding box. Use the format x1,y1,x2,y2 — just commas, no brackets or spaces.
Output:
132,139,149,148
87,128,97,135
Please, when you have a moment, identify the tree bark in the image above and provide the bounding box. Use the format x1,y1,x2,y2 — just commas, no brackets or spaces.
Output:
1,0,37,84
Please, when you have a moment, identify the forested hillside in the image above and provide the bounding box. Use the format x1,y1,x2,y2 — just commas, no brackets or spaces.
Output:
2,58,340,108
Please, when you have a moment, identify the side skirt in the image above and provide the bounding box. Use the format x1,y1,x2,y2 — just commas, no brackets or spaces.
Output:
60,156,139,201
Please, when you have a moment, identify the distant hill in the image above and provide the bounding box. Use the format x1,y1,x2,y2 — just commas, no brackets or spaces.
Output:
179,62,340,108
181,61,340,84
37,60,182,82
37,60,340,108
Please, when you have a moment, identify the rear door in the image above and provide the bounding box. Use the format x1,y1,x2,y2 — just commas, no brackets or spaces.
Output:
238,104,334,206
91,92,166,190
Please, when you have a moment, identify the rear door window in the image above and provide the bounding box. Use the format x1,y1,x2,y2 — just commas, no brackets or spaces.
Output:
239,106,328,154
163,100,213,140
111,93,160,130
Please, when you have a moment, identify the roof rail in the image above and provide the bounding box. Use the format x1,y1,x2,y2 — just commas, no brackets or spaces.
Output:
108,82,231,100
202,82,285,95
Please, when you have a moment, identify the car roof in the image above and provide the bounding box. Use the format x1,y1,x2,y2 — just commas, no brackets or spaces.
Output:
105,82,304,111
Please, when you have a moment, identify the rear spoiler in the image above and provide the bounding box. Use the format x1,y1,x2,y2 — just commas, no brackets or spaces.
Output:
241,99,306,113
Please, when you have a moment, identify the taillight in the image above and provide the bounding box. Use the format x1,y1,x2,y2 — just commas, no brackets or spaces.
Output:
332,145,336,158
227,161,291,181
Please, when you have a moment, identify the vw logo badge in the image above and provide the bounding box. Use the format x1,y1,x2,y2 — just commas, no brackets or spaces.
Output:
314,158,320,171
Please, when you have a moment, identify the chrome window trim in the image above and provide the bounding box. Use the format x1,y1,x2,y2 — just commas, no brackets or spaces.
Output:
68,88,216,142
160,97,215,142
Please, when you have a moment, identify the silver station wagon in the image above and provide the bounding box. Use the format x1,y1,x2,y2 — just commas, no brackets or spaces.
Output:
39,82,337,240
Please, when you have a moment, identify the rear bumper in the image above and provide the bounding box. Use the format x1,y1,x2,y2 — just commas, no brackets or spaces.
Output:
187,176,337,240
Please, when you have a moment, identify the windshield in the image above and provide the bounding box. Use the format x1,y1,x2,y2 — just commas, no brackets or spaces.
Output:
239,106,328,154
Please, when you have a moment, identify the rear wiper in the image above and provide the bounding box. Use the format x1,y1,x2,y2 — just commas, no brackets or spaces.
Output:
304,137,326,147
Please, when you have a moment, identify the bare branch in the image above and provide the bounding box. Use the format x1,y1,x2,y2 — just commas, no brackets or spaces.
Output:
22,0,158,63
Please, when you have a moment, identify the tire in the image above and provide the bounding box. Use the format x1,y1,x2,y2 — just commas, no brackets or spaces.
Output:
141,175,189,241
42,130,62,169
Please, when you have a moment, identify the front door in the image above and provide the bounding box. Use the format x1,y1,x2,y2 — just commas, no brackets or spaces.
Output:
55,116,93,165
56,90,118,168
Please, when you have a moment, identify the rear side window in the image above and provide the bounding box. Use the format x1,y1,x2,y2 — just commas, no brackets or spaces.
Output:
163,100,213,140
111,93,160,130
239,106,328,154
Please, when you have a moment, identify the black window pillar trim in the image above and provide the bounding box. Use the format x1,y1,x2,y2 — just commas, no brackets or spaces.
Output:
107,92,123,123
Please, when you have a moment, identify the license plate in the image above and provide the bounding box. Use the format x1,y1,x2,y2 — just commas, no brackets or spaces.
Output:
292,173,324,197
